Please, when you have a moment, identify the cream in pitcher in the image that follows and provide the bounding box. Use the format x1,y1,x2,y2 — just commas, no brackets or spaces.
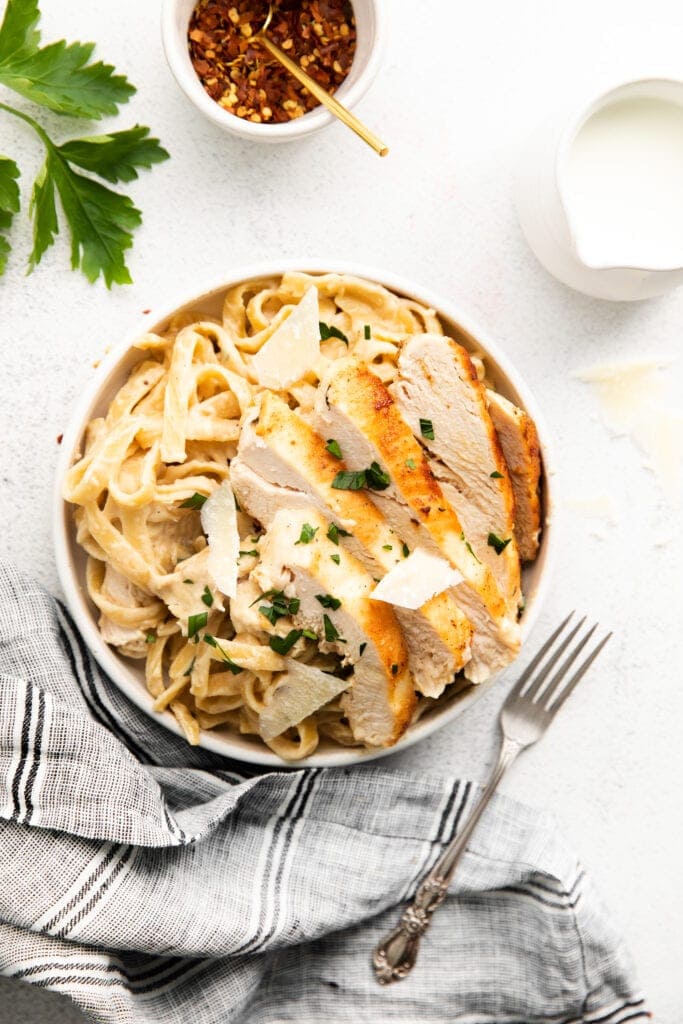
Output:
515,78,683,300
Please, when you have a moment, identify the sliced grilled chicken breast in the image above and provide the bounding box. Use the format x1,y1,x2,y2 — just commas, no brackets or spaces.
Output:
391,335,521,612
233,392,472,696
486,390,542,562
315,358,520,682
255,507,416,747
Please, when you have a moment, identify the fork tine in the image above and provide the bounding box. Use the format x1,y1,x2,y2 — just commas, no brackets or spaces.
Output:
536,622,597,707
547,632,612,714
506,612,574,702
523,616,587,702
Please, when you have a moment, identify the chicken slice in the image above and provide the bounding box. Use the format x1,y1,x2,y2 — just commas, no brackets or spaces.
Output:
255,507,416,747
314,358,520,682
391,335,521,612
486,390,542,562
232,392,472,696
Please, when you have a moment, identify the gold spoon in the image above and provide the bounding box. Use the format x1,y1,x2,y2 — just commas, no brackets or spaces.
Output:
253,4,388,157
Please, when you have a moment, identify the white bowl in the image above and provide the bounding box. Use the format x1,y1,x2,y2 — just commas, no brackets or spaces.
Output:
54,260,556,768
161,0,386,144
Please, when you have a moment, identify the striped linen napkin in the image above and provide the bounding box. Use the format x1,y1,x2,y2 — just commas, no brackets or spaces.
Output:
0,564,649,1024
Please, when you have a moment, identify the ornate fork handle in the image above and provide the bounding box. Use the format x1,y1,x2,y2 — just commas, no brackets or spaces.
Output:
373,737,521,984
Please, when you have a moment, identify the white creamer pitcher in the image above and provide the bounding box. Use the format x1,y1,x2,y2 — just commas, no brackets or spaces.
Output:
515,78,683,301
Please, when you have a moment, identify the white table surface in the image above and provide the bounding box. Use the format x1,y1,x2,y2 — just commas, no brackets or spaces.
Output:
1,0,682,1020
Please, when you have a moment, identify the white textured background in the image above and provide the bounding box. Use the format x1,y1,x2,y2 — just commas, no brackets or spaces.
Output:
1,0,682,1020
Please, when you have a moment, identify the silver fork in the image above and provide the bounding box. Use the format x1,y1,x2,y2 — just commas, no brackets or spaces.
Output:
372,613,611,985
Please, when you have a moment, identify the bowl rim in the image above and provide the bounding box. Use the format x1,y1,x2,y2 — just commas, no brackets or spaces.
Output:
160,0,387,141
54,258,557,769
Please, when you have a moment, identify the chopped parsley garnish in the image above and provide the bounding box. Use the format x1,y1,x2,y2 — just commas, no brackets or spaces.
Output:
359,642,367,656
365,461,391,490
405,457,416,470
327,522,351,544
382,544,393,551
330,553,341,565
302,629,318,641
183,579,194,585
319,322,349,345
269,630,302,655
461,532,481,563
145,631,156,644
402,542,410,558
238,549,259,558
419,418,435,440
364,324,371,339
187,612,208,638
323,614,343,643
295,523,318,545
316,594,342,610
487,532,512,555
332,469,366,491
179,492,207,509
331,461,390,492
183,657,196,677
201,586,213,607
325,439,343,460
258,591,300,625
204,634,243,674
391,663,399,676
490,470,504,479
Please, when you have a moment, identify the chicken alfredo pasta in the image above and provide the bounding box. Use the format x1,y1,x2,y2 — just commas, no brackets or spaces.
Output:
64,272,542,760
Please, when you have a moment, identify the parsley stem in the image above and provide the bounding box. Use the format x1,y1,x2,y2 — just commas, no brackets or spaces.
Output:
0,102,52,148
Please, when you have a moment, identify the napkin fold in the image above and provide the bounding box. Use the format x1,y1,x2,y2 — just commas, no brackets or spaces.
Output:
0,565,649,1024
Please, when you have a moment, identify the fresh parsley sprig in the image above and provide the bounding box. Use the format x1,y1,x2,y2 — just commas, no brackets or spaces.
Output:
0,0,169,285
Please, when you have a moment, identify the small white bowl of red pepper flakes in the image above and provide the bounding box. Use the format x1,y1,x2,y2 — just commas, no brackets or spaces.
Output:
162,0,385,143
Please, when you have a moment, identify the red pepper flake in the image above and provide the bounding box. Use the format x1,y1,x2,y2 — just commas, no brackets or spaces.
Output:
188,0,356,123
142,308,151,315
56,434,63,445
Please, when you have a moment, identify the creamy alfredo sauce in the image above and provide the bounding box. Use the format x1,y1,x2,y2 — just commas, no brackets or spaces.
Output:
563,97,683,269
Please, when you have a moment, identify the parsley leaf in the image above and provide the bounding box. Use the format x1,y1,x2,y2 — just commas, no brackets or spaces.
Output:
332,469,366,491
332,462,390,492
461,532,481,563
323,614,343,643
405,457,416,470
382,544,392,551
365,461,390,490
0,0,135,119
490,470,503,479
364,324,371,339
201,586,213,607
179,492,207,509
359,642,367,656
258,590,300,624
301,628,318,641
402,542,410,558
295,522,318,544
419,418,435,440
238,549,259,558
330,553,340,565
269,630,302,655
319,321,348,345
145,631,156,644
59,126,168,183
316,594,341,610
326,522,351,545
325,438,343,460
0,155,19,273
487,532,512,555
204,634,243,674
187,612,208,638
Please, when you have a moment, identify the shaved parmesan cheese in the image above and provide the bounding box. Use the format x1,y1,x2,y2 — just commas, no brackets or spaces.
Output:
370,548,463,610
201,480,240,599
251,285,320,390
259,659,349,740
